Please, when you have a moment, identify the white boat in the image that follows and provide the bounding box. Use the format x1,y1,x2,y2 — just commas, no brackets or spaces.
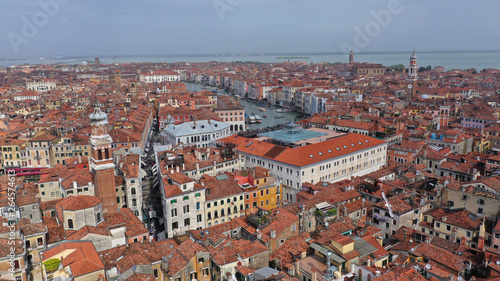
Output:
247,116,257,123
254,115,262,123
258,107,267,112
276,108,292,113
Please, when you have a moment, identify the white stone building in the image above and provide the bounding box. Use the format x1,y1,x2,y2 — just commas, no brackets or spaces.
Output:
139,70,180,83
162,119,231,148
161,172,206,238
224,129,388,203
26,80,57,92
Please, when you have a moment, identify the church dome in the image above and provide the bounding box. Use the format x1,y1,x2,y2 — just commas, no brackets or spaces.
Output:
89,107,108,121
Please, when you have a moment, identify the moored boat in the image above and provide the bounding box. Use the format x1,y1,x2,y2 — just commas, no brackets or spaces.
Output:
276,108,292,113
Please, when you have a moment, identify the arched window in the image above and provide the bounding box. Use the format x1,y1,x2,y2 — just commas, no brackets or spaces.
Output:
214,210,218,218
234,206,238,213
207,212,212,219
240,204,244,211
132,199,137,207
227,207,231,215
131,188,136,195
104,148,110,159
68,219,74,229
221,209,225,217
96,213,101,223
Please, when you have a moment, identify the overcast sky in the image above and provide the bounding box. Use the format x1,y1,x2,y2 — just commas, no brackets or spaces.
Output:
1,0,499,58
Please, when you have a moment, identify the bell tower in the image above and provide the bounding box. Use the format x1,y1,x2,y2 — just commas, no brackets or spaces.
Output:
89,107,117,214
438,105,450,129
114,70,122,88
406,50,418,102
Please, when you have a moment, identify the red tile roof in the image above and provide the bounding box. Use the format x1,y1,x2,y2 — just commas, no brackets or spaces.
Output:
56,195,101,211
41,241,104,278
223,133,386,167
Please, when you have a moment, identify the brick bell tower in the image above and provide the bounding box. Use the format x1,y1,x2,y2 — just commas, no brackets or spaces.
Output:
89,107,117,214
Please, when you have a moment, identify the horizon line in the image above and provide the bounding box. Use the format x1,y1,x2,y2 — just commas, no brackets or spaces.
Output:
3,49,500,61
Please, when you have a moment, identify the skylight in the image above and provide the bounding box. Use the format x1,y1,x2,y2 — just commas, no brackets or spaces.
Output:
319,152,323,155
309,155,314,157
327,149,332,153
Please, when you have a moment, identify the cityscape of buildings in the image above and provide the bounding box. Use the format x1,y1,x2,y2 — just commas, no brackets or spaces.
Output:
1,51,500,281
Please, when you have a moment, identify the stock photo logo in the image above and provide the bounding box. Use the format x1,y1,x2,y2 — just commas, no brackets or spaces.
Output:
7,0,70,54
213,0,243,21
339,0,405,58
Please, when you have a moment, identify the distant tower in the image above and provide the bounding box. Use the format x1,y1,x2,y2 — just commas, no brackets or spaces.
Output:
349,50,354,64
130,84,138,106
406,50,418,102
95,57,100,70
438,105,450,129
6,68,12,79
114,70,122,88
89,107,117,215
6,67,12,80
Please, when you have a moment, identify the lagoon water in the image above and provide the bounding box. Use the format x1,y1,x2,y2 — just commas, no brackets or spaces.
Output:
2,51,500,71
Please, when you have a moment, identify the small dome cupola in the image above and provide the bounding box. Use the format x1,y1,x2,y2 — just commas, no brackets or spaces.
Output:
89,107,108,123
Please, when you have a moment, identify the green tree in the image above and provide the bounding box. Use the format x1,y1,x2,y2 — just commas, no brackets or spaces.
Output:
390,64,405,72
43,258,61,273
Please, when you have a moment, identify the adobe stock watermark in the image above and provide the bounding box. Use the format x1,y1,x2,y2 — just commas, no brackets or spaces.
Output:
6,169,18,278
7,0,70,54
213,0,243,21
339,0,407,59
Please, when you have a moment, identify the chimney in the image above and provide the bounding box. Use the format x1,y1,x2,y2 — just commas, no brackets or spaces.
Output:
256,231,262,240
176,166,180,173
461,236,467,246
478,217,486,251
270,230,276,238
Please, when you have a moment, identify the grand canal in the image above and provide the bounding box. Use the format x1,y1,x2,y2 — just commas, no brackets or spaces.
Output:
184,82,306,130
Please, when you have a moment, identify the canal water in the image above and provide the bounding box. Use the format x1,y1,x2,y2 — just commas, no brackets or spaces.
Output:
184,82,306,130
